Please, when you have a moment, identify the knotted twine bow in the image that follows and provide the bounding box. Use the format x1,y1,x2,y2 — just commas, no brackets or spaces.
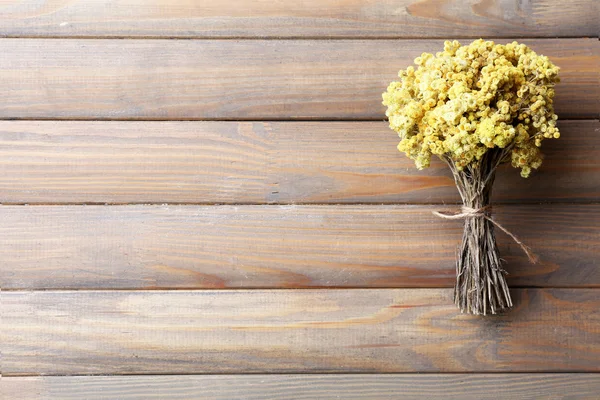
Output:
432,206,539,264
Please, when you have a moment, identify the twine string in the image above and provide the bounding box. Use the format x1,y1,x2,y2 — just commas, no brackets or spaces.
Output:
432,205,539,264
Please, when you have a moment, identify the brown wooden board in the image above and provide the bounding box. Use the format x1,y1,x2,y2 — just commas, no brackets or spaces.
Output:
3,289,599,375
0,120,597,204
0,39,597,120
3,374,600,399
1,204,598,290
0,0,598,38
2,0,599,393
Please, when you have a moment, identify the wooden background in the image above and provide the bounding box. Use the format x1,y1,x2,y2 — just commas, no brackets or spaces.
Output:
1,1,599,399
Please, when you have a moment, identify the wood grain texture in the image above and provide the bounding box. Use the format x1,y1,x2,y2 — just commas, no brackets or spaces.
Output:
1,205,598,290
3,289,599,375
0,0,598,38
4,374,600,400
0,120,597,204
0,39,597,120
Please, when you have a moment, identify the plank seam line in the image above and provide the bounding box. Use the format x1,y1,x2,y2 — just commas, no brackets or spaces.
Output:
3,287,600,292
0,118,595,123
0,36,598,40
0,117,597,122
3,371,600,378
2,202,600,206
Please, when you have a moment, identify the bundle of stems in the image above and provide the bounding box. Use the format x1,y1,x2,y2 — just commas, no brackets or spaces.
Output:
442,148,513,315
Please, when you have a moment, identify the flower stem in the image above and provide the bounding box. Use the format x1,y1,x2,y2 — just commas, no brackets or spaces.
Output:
447,150,513,315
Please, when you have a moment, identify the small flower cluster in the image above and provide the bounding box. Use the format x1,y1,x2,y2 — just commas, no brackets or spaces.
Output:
382,39,560,177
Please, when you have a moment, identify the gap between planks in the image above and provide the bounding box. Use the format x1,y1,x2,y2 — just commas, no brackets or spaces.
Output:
2,286,600,292
2,202,600,206
0,116,597,121
1,36,598,40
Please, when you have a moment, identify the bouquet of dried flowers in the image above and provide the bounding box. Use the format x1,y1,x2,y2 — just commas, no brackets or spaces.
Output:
383,39,560,315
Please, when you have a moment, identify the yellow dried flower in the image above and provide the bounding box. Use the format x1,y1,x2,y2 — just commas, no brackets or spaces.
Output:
382,39,560,177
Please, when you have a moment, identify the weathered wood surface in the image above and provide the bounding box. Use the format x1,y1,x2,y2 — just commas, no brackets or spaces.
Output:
0,120,597,204
1,204,597,290
0,0,597,38
1,0,598,393
0,39,597,120
4,374,600,400
3,289,599,375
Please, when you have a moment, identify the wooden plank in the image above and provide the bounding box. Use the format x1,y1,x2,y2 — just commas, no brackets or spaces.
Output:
0,39,597,120
0,120,597,204
4,374,600,400
2,289,599,375
0,0,597,38
1,204,598,290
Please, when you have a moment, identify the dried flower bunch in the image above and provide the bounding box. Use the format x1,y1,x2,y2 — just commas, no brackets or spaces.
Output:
383,39,560,178
382,40,560,315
